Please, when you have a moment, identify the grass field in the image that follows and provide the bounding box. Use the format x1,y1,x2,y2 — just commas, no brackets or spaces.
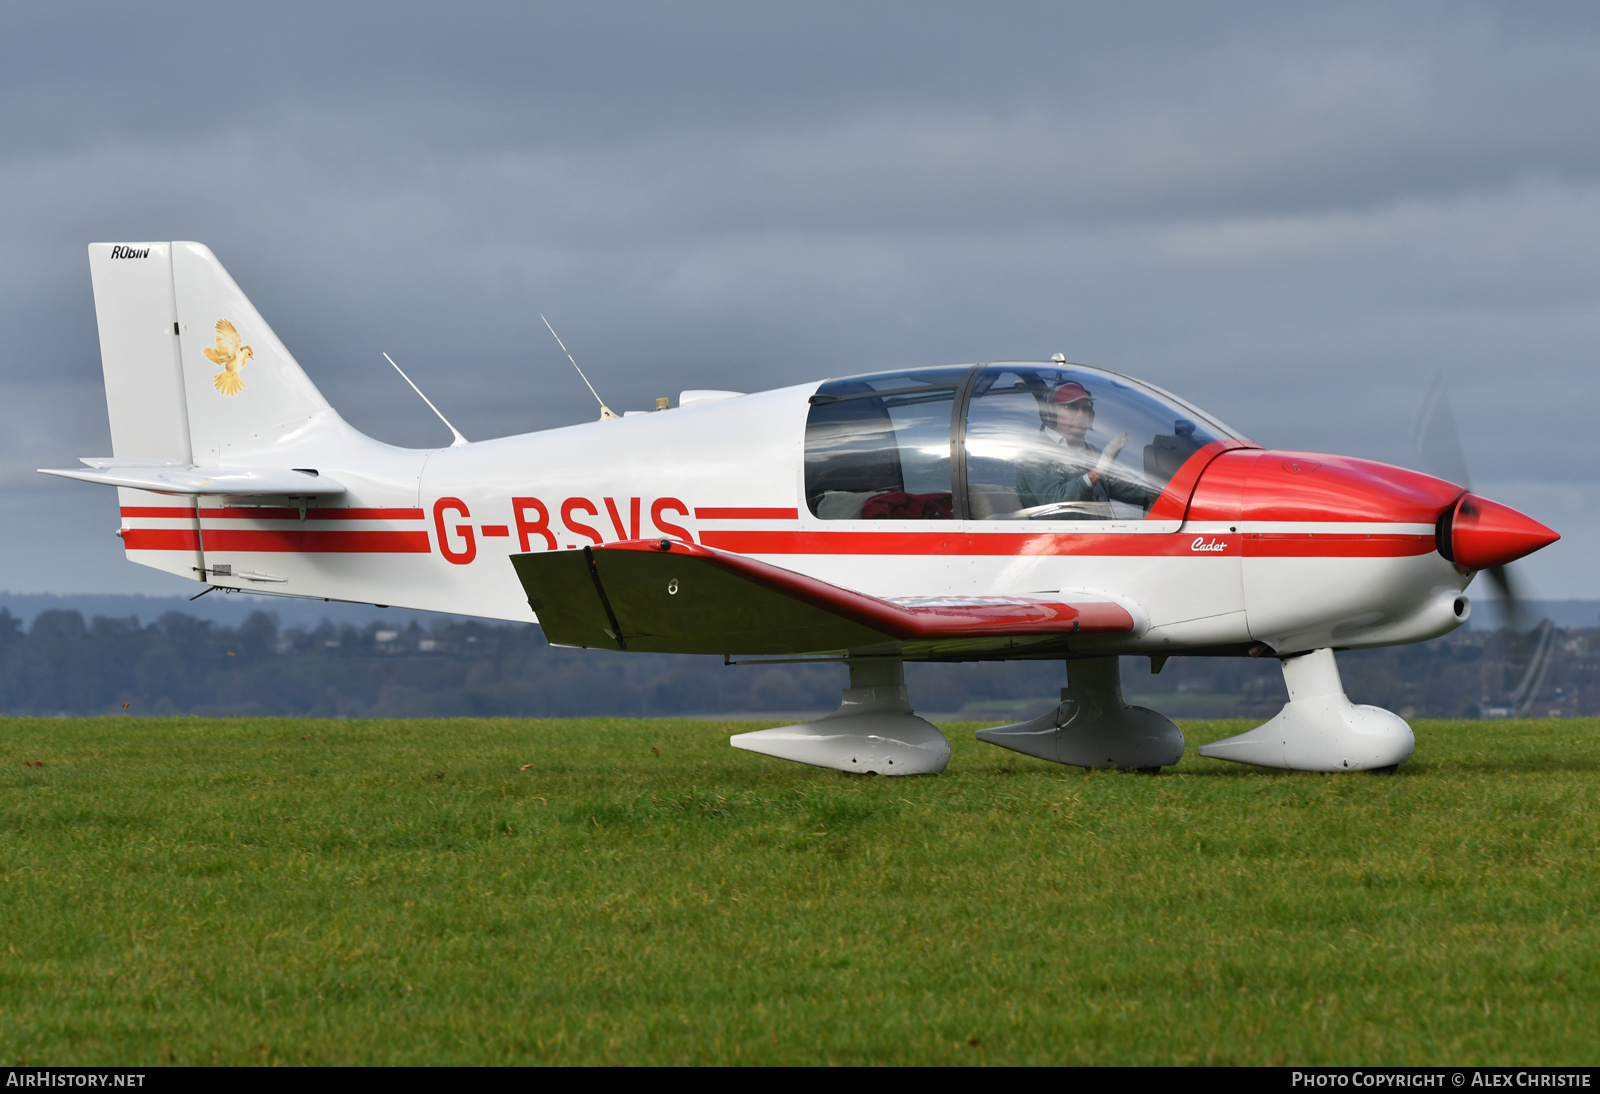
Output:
1,714,1597,1065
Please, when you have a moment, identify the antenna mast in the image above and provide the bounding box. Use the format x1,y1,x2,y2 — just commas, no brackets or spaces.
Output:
382,352,469,447
540,314,619,421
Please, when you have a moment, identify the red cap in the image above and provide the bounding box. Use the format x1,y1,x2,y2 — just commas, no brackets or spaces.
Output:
1051,381,1094,405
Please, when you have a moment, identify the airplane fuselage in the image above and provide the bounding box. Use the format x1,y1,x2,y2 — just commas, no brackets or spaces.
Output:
117,372,1475,659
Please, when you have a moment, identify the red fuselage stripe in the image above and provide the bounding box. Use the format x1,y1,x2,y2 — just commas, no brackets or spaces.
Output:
120,507,195,518
122,529,201,551
119,506,425,520
120,514,1433,560
199,530,432,553
1243,534,1438,558
699,530,1437,558
694,507,800,520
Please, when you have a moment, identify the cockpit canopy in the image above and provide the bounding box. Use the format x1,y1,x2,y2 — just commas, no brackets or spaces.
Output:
804,363,1242,521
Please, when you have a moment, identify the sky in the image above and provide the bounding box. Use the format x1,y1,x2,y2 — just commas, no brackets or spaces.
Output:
2,1,1597,599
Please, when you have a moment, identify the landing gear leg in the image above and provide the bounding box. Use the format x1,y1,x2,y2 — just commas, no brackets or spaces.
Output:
1197,648,1414,772
729,658,951,775
975,656,1185,770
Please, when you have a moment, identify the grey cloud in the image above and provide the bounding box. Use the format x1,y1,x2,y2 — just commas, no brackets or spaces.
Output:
1,2,1597,597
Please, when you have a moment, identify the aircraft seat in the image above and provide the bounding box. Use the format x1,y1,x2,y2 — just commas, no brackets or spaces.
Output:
969,484,1022,519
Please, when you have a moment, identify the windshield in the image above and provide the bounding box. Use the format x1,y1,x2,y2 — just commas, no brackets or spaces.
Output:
964,365,1226,521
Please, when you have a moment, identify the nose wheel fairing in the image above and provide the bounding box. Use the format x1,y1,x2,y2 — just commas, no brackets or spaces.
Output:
969,650,1411,775
1199,648,1414,772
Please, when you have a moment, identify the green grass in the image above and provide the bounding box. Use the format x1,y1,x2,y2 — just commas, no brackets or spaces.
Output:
1,715,1597,1065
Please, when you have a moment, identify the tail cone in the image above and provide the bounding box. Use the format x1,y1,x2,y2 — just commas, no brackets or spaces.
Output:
1444,493,1559,572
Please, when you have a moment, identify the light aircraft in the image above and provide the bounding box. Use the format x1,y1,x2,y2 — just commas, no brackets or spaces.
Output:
43,242,1560,775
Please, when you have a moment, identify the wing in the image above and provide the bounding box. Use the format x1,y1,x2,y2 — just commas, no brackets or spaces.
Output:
511,538,1140,657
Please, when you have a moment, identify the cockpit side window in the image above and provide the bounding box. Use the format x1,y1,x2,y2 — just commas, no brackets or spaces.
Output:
963,366,1221,521
805,369,964,520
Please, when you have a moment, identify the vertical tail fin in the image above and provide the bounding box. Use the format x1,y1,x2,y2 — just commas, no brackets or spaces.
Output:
169,241,334,463
89,241,335,465
83,242,349,583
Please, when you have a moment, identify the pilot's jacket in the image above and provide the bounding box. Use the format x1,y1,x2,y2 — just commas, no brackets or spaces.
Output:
1015,427,1147,513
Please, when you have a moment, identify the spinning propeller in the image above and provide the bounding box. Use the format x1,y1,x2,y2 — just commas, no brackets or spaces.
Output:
1413,373,1558,712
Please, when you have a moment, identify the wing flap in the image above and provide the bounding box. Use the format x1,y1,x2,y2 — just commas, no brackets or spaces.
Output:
511,538,1137,656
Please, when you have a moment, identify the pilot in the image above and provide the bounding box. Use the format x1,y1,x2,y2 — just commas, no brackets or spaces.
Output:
1015,381,1145,513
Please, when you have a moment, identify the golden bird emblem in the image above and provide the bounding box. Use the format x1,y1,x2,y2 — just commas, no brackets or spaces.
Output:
203,318,253,396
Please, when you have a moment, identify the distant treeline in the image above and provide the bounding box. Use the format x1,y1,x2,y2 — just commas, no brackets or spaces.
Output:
1,608,1595,719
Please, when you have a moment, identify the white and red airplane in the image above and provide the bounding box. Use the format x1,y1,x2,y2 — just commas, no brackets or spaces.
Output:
43,242,1560,775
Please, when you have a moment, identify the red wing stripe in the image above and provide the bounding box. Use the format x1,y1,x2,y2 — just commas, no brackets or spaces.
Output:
693,507,799,520
122,529,201,551
1065,602,1138,631
888,599,1105,636
199,530,431,553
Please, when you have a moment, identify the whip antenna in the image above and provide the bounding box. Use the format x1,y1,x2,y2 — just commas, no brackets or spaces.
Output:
541,314,619,421
382,352,468,447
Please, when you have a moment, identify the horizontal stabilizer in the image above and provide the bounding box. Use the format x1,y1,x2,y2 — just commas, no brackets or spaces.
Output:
39,461,344,497
511,538,1139,656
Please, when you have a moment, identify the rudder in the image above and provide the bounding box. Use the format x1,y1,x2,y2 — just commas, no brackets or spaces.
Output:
88,242,192,464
